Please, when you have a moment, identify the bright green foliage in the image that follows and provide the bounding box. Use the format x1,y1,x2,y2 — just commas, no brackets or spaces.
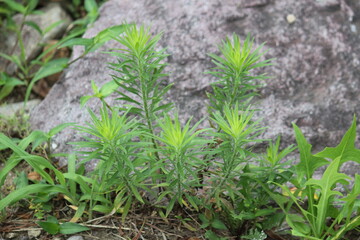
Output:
207,34,273,114
72,104,150,219
38,215,90,235
205,104,280,235
155,114,212,215
209,104,264,185
108,25,173,134
267,117,360,240
264,136,297,168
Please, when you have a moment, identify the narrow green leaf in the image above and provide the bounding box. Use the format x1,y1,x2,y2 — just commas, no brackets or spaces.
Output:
26,58,69,102
48,123,74,137
43,20,64,34
24,21,42,35
58,38,94,48
26,0,39,13
0,184,52,212
4,0,26,14
80,95,93,107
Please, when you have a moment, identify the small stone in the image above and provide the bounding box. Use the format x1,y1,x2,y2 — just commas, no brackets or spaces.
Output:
350,24,357,33
286,14,296,24
0,99,41,118
5,232,18,239
67,236,84,240
52,237,63,240
52,142,58,150
28,229,41,238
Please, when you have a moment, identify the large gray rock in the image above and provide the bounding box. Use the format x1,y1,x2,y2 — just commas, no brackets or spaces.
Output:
0,3,71,74
30,0,360,173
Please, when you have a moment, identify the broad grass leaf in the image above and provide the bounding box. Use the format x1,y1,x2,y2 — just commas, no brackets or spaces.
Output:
84,0,98,14
0,158,22,187
26,0,38,13
0,133,55,184
0,184,52,212
26,58,69,103
37,221,60,234
4,0,26,14
211,218,227,230
92,205,111,214
59,222,90,234
0,74,25,101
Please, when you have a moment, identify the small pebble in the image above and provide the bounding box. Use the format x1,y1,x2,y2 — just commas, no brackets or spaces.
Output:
286,14,296,24
67,236,84,240
5,232,18,239
28,229,41,238
52,142,58,150
350,24,357,33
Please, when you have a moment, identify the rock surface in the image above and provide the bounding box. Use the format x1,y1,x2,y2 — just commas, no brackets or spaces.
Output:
30,0,360,173
0,99,40,117
0,3,71,74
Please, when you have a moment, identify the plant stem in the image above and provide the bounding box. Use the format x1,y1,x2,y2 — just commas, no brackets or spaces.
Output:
208,140,239,201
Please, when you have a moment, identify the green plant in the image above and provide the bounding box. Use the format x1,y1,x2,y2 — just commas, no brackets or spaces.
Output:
1,23,358,239
264,116,360,240
154,114,211,216
38,215,89,235
206,34,272,114
71,104,151,220
106,24,173,167
0,124,81,219
0,0,121,103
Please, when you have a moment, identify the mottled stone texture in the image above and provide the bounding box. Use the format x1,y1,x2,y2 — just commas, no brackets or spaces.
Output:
30,0,360,172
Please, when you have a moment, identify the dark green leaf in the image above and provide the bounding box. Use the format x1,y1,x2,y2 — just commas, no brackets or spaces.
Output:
59,222,90,234
211,218,227,230
37,221,60,234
